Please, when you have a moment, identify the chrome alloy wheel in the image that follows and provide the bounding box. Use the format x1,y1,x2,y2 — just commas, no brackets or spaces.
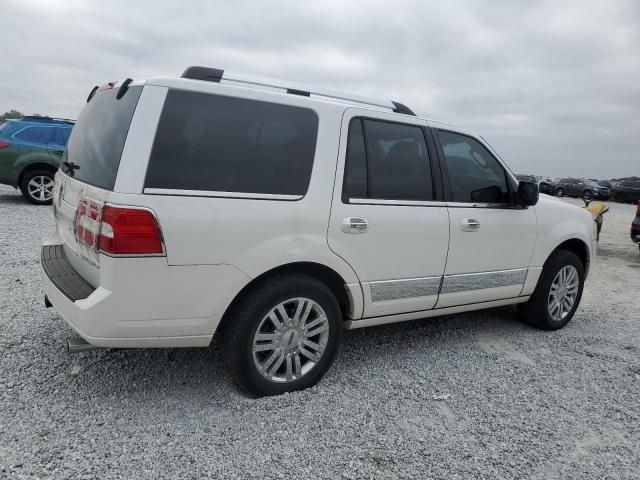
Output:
547,265,579,322
27,175,54,202
252,297,329,383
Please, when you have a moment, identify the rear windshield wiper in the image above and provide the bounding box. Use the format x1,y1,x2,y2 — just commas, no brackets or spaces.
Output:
62,161,80,176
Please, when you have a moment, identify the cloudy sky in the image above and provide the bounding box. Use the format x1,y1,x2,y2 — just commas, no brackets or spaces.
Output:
1,0,638,178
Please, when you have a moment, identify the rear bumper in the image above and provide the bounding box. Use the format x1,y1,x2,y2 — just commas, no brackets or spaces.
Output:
41,241,250,348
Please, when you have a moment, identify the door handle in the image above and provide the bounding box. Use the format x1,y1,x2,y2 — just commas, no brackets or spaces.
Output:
341,217,368,233
461,218,480,232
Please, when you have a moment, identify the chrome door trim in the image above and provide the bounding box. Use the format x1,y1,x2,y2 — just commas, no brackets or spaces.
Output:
446,202,513,209
349,198,446,207
369,276,441,302
440,268,527,294
144,188,303,201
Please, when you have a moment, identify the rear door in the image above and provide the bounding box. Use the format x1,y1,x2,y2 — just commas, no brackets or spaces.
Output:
327,109,450,318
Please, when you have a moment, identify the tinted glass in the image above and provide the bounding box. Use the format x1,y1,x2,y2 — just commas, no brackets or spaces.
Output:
343,119,367,199
65,86,142,190
343,118,433,201
14,126,54,144
438,130,510,203
55,127,72,146
145,90,319,196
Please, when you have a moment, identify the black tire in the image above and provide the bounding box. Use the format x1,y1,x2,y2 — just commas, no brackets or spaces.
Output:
582,190,593,201
19,169,55,205
219,274,342,397
518,250,585,330
556,188,564,197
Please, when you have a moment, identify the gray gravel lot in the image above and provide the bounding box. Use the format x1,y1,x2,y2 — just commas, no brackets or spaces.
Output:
1,185,639,479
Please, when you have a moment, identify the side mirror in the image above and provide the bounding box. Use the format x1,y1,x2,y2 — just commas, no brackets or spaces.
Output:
517,181,539,207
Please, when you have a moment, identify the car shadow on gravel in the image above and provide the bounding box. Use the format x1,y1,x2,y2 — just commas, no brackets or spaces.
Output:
48,305,533,401
0,191,31,206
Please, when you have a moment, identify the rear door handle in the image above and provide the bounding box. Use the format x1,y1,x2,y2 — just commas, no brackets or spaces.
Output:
341,217,368,233
461,218,480,232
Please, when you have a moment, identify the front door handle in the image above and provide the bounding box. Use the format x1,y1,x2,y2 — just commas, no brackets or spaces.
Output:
461,218,480,232
341,217,368,233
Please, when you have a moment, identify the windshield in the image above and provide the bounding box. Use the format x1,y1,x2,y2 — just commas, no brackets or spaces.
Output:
64,86,142,190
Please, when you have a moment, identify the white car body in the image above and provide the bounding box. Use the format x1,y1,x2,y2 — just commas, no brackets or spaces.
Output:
42,71,596,349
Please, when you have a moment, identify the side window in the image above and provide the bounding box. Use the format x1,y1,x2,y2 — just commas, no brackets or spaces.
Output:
145,90,319,196
52,127,72,146
14,126,54,145
343,118,433,201
437,130,510,203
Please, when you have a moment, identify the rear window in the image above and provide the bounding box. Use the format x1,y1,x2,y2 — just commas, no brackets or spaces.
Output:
144,90,319,196
64,86,142,190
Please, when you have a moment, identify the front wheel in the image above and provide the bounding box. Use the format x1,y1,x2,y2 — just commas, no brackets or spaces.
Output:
20,169,55,205
518,250,585,330
219,274,342,397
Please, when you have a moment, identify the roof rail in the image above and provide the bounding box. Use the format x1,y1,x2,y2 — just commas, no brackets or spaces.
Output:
21,116,75,124
181,66,416,116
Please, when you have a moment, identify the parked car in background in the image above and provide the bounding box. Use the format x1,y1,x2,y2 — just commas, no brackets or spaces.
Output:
593,180,611,199
554,178,596,201
611,180,640,204
41,67,595,396
0,116,74,204
632,201,640,251
539,177,556,195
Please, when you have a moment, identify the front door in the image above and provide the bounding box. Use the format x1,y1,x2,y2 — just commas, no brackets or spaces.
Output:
432,127,537,307
327,110,450,318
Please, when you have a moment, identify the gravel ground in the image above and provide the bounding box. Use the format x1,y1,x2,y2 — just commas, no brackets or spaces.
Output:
1,185,639,479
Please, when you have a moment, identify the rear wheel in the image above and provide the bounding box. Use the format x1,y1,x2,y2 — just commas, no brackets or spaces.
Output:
20,169,55,205
219,274,342,397
556,188,564,197
518,250,585,330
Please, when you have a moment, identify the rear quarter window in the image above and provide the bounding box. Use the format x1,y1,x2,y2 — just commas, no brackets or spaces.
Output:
144,90,319,196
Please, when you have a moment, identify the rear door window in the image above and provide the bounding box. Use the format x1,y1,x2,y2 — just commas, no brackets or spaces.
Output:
64,86,143,190
144,90,319,196
343,118,434,201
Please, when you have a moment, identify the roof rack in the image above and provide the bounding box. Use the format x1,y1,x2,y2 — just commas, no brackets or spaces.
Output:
21,116,75,124
181,66,416,116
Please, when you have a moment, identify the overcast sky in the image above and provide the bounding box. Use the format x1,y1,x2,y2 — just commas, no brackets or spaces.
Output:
1,0,638,178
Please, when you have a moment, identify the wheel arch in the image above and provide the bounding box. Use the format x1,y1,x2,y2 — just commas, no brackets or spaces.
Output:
17,162,57,186
551,238,590,274
215,261,356,337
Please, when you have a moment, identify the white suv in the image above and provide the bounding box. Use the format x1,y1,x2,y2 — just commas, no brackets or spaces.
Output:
42,67,596,396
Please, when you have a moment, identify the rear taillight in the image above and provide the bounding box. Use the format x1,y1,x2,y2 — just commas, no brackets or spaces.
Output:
0,140,10,149
74,200,164,256
98,205,164,255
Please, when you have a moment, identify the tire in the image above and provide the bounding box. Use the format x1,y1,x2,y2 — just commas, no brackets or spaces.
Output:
219,274,342,397
19,169,55,205
518,250,585,330
582,190,593,202
556,188,564,197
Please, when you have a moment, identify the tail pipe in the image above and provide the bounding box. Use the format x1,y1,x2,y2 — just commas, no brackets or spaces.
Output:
67,337,100,353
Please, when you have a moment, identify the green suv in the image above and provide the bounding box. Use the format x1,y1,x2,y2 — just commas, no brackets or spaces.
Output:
0,116,74,204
